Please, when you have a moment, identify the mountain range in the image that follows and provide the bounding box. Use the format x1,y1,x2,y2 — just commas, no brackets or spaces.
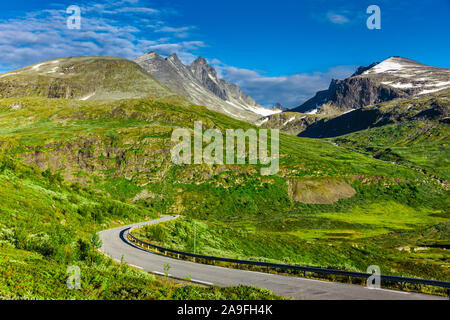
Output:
260,56,450,136
291,56,450,115
135,52,280,121
1,54,447,140
0,53,280,122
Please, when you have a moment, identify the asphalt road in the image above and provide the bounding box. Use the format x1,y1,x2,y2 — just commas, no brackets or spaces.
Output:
98,215,445,300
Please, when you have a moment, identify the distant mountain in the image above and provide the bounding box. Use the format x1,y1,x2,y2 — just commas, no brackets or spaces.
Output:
291,57,450,115
257,112,323,136
0,56,178,101
135,52,280,121
189,57,265,112
272,103,290,112
298,89,449,138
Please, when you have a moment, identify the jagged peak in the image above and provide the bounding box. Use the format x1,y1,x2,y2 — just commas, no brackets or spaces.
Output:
135,52,265,120
352,62,379,77
190,56,218,80
144,51,161,57
191,56,208,66
166,53,185,67
135,51,165,64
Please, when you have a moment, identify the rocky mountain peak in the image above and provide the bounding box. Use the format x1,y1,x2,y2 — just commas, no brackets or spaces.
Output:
166,53,185,67
146,51,159,56
190,57,218,80
351,62,379,77
361,56,423,75
168,52,180,60
291,57,450,115
135,52,280,122
188,57,225,99
139,51,166,63
192,56,207,64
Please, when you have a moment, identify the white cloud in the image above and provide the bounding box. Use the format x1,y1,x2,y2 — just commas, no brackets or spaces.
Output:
155,26,195,38
0,1,201,72
113,7,159,14
326,11,350,24
309,3,362,26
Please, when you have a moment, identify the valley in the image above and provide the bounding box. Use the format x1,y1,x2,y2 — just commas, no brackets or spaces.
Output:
0,54,448,299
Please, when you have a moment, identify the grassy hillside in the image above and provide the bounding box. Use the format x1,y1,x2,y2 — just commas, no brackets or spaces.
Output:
0,57,184,102
335,121,449,181
0,94,448,290
333,94,449,182
0,155,281,299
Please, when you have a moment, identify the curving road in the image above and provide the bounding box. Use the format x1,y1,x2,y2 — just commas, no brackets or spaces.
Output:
98,215,445,300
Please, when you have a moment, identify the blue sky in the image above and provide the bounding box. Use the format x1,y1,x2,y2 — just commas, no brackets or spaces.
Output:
0,0,449,107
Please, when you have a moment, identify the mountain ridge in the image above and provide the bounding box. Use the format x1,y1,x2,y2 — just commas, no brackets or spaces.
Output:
135,51,280,121
0,56,179,102
291,56,450,115
298,90,449,138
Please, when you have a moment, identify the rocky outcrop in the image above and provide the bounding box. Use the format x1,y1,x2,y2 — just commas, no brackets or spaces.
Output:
288,179,356,204
292,73,406,114
327,77,405,110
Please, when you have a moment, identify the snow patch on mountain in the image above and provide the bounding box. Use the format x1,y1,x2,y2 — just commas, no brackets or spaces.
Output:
364,60,404,74
283,116,296,126
418,88,446,95
364,57,450,97
306,108,319,115
80,93,95,101
249,106,282,117
0,72,19,78
257,117,269,126
390,82,417,89
32,63,45,70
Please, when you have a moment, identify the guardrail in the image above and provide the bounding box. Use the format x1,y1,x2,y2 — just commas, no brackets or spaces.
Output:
127,229,450,296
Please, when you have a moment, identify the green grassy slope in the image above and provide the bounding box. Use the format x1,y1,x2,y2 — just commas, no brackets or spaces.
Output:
0,95,448,286
0,156,280,300
0,57,184,102
334,95,449,182
335,121,449,181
